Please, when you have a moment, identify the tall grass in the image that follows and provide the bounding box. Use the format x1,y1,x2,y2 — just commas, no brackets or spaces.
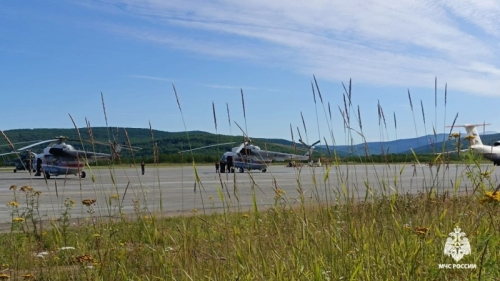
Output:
0,80,499,280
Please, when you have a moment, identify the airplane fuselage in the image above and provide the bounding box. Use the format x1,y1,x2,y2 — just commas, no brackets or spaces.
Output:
471,144,500,165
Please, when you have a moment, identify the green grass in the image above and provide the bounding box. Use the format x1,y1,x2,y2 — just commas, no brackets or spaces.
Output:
1,154,500,281
1,186,499,280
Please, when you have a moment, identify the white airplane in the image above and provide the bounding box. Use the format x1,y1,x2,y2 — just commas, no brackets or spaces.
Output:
447,123,500,165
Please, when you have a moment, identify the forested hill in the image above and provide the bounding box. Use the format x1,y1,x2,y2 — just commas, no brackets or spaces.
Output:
0,127,316,163
2,127,485,164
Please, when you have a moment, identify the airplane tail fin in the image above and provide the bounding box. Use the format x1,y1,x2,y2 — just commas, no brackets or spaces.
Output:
448,123,490,146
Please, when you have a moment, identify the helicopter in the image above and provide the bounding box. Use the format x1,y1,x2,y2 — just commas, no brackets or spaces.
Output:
8,151,37,173
221,138,320,173
181,138,320,173
1,141,40,173
0,136,123,179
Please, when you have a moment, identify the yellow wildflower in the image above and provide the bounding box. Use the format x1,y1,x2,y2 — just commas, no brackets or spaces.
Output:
480,191,500,204
414,226,429,236
110,194,119,200
242,214,249,218
22,273,35,280
13,217,25,222
7,201,18,207
480,171,492,178
0,273,9,279
82,199,96,206
20,186,33,192
75,254,94,264
274,188,286,199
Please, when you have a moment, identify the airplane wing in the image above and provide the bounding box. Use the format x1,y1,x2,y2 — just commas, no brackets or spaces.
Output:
437,148,468,155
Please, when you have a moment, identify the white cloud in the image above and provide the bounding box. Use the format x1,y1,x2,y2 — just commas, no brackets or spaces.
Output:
88,0,500,96
130,75,174,82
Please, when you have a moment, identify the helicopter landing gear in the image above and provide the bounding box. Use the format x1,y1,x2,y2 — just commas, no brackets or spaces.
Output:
44,172,50,179
239,167,244,173
81,171,86,178
262,169,267,173
13,169,16,173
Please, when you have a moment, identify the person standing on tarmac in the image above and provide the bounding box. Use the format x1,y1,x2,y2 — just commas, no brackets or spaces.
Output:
141,161,145,175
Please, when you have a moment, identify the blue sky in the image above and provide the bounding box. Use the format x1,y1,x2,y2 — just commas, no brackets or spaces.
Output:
2,0,500,146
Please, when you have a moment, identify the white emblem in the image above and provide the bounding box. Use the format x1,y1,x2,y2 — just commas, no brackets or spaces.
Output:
444,227,471,262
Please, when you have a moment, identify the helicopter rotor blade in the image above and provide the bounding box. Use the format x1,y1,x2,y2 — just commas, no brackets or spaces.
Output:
0,140,44,148
298,139,307,147
234,121,252,143
310,140,320,147
17,139,55,151
178,142,236,153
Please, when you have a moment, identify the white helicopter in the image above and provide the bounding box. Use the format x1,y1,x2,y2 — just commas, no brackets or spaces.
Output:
0,136,123,179
219,138,320,173
181,137,320,173
446,123,500,165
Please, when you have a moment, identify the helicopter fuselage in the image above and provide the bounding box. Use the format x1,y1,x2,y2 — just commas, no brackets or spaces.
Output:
34,141,109,179
220,151,271,173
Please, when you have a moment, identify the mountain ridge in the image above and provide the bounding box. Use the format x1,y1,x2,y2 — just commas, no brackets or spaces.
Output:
2,127,500,159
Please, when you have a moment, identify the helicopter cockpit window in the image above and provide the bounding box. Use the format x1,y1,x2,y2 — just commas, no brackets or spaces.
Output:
65,144,75,150
494,141,500,147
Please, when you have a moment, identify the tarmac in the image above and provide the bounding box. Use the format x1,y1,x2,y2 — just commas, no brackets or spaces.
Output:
0,163,493,229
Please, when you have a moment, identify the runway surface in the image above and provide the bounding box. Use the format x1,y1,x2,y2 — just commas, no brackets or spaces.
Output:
0,163,494,227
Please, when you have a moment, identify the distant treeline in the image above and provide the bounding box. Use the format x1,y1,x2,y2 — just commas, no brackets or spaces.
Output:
0,127,466,166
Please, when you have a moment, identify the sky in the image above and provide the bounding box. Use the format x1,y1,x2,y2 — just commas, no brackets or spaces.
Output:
2,0,500,146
